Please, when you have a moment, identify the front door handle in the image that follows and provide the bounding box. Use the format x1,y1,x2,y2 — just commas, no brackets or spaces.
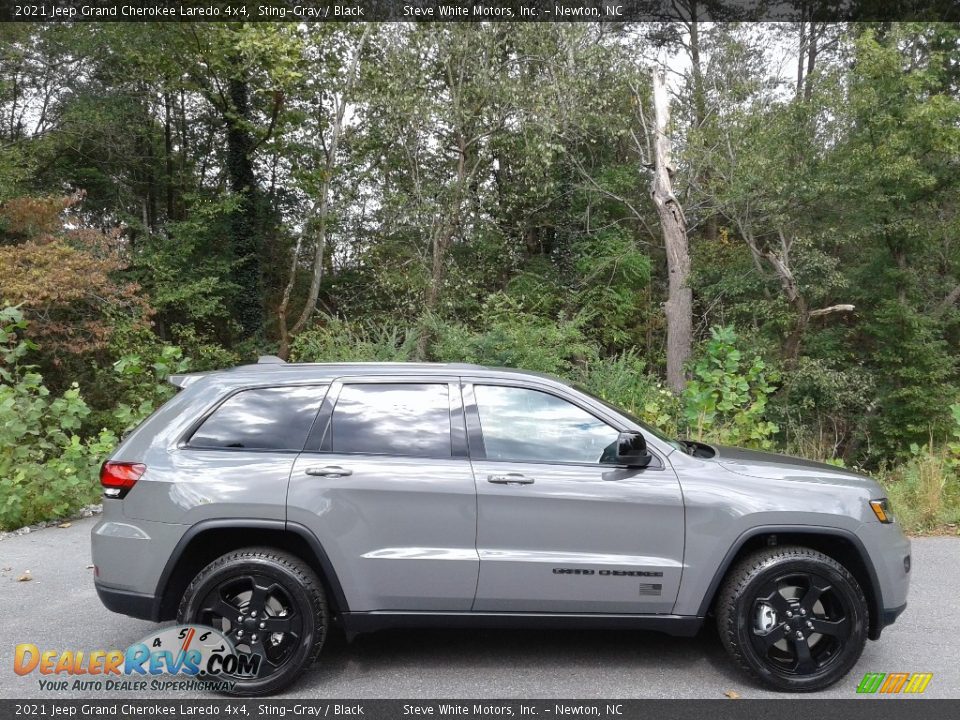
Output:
487,473,534,485
304,465,353,478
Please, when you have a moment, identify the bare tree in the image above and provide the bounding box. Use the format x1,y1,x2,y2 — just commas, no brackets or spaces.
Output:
649,69,692,394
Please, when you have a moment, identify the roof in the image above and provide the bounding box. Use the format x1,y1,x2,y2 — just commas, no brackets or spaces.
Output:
168,360,566,389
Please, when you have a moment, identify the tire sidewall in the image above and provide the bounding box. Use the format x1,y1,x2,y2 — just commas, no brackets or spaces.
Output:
179,555,325,696
733,555,868,691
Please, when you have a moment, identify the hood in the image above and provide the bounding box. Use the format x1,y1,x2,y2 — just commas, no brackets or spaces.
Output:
711,445,881,492
713,445,847,472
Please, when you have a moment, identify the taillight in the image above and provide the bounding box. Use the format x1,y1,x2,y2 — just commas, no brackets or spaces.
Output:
100,462,146,499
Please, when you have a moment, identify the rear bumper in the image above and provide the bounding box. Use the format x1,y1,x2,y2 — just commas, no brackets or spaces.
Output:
94,581,156,621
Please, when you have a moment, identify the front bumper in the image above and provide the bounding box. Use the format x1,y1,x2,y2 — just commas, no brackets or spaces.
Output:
881,602,907,629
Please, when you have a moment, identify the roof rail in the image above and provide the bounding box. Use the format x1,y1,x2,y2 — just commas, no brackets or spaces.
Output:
257,355,287,364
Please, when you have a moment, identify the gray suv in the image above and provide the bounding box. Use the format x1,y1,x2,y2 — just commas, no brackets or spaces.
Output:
92,360,910,695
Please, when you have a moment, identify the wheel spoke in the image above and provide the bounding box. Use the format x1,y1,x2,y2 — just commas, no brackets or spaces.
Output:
248,580,270,610
248,639,278,668
792,637,817,674
756,581,791,614
808,616,850,637
202,596,240,621
755,624,788,649
799,578,832,612
262,616,293,632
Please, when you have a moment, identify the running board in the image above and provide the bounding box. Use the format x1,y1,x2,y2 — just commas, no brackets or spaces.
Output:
339,611,703,639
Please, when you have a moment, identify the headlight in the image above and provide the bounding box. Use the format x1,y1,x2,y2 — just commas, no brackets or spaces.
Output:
870,498,893,523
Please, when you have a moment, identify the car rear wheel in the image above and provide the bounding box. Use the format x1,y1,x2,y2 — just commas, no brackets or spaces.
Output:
716,545,868,691
178,547,328,696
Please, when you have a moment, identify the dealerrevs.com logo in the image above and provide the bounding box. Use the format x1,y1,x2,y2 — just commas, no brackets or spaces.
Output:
856,672,934,694
13,625,261,692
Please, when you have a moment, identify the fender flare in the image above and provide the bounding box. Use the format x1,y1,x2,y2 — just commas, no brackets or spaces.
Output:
695,524,884,634
152,518,349,621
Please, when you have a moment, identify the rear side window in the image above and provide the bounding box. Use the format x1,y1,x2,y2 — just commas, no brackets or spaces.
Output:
329,383,451,458
189,386,328,451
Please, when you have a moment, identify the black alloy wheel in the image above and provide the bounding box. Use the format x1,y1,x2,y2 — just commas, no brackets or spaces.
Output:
178,548,328,696
717,545,868,691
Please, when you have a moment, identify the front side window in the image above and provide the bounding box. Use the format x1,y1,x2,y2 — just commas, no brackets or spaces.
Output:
474,385,619,464
330,383,451,458
189,386,328,451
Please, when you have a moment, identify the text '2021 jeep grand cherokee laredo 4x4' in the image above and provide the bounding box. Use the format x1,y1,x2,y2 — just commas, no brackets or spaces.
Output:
92,360,910,696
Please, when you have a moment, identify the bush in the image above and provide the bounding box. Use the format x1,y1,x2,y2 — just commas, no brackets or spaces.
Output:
577,352,681,438
879,404,960,533
290,317,418,363
0,306,117,530
86,318,193,436
682,326,780,449
429,293,597,375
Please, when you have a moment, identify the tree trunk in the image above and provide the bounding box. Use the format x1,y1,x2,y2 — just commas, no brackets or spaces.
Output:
649,69,692,394
414,131,470,361
686,10,718,244
225,66,263,339
163,90,174,220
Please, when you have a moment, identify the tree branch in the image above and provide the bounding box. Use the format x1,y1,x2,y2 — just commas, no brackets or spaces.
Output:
808,304,855,319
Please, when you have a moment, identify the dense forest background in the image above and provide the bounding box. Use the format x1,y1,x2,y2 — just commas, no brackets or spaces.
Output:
1,20,958,532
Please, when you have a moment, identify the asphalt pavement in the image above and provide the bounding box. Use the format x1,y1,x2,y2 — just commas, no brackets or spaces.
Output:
0,517,956,699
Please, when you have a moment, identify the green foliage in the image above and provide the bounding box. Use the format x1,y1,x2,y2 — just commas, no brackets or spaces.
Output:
775,357,874,462
2,22,960,532
569,228,651,350
0,306,117,530
429,294,598,375
878,402,960,533
682,326,780,449
105,324,191,435
859,302,957,462
290,317,418,363
134,196,240,344
578,353,681,438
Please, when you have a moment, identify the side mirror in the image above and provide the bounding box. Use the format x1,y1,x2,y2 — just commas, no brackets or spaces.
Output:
616,431,652,468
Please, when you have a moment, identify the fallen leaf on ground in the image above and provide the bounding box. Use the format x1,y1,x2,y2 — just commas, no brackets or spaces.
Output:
58,522,72,529
17,574,32,582
86,565,94,569
724,690,741,699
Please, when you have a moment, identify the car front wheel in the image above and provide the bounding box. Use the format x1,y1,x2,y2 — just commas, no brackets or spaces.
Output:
716,545,868,691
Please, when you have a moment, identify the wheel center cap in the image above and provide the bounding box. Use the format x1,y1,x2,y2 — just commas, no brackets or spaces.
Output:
242,616,259,630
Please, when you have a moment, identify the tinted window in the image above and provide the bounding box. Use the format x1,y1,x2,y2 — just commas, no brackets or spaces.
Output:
330,384,451,457
190,386,328,451
474,385,619,464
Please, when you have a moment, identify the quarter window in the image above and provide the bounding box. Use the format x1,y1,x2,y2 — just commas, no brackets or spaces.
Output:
474,385,619,464
189,386,328,451
329,383,452,458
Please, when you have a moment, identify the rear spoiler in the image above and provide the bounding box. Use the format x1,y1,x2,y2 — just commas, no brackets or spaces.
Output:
167,372,211,389
168,356,286,389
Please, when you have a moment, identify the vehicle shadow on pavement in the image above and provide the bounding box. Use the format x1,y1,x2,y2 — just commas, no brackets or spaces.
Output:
301,623,755,696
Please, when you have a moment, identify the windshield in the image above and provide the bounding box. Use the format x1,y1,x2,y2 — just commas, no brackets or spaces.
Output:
573,385,684,452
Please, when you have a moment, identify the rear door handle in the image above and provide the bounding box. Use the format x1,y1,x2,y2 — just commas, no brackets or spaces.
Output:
304,465,353,478
487,473,534,485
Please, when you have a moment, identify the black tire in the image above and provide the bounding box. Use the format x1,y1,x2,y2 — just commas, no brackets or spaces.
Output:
716,545,868,692
177,547,328,696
